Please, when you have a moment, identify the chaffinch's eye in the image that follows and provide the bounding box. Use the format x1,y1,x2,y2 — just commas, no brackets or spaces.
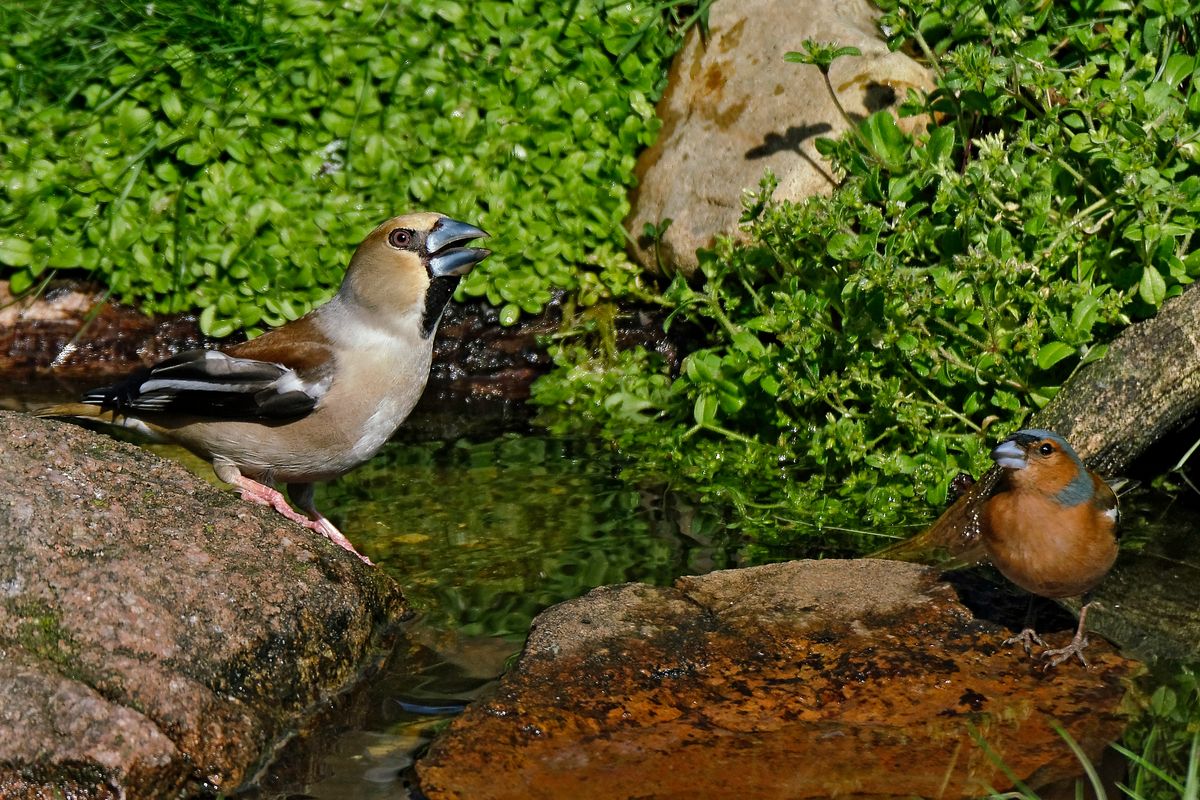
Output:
1038,443,1054,456
388,228,413,248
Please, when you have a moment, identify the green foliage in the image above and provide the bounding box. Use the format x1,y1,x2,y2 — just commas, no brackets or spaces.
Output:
0,0,696,334
783,42,863,73
534,0,1200,548
1116,666,1200,800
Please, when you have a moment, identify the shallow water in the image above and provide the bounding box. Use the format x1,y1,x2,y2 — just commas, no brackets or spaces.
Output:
248,422,743,799
319,433,739,636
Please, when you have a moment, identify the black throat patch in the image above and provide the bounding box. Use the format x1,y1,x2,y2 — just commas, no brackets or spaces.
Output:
421,275,462,338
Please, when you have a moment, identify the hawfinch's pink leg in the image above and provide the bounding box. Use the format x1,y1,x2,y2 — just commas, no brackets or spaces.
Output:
230,475,374,565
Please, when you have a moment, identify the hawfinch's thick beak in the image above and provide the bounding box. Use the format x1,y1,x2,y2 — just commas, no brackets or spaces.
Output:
990,439,1028,470
428,218,490,277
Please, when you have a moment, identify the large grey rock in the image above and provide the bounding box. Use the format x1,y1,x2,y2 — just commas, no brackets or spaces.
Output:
0,412,408,798
627,0,934,273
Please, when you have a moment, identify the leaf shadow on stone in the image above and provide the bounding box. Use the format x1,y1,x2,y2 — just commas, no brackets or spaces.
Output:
744,122,833,161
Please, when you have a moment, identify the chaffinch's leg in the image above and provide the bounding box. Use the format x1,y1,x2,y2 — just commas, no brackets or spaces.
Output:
1040,602,1097,668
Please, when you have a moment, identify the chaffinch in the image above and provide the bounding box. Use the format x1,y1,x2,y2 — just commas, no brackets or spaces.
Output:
982,428,1120,667
39,212,490,565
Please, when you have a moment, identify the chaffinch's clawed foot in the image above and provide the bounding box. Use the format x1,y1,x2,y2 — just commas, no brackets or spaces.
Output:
1003,627,1047,656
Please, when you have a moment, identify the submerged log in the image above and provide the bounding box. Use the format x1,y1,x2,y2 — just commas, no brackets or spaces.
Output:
1034,284,1200,475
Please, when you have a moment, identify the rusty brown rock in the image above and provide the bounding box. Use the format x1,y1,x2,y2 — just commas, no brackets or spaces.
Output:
0,411,409,798
417,560,1138,800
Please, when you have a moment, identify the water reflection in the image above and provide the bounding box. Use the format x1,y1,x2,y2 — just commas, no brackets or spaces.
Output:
251,429,741,799
319,434,738,637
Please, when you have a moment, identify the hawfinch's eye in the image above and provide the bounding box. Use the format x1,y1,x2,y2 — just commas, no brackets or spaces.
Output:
388,228,413,248
1038,443,1054,456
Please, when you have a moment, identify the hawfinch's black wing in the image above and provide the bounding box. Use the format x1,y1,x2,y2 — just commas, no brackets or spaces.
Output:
86,348,329,420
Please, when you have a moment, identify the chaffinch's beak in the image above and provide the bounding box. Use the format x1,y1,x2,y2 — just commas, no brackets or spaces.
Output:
990,439,1027,470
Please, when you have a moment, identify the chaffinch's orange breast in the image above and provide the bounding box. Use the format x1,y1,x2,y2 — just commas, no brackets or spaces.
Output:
983,483,1118,598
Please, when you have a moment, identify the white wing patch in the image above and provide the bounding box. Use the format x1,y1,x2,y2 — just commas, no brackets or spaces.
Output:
88,349,331,418
273,369,311,396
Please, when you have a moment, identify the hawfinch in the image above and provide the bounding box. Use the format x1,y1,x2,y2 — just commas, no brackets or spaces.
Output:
39,212,490,565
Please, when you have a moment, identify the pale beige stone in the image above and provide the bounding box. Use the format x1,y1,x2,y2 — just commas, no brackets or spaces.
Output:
627,0,934,273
